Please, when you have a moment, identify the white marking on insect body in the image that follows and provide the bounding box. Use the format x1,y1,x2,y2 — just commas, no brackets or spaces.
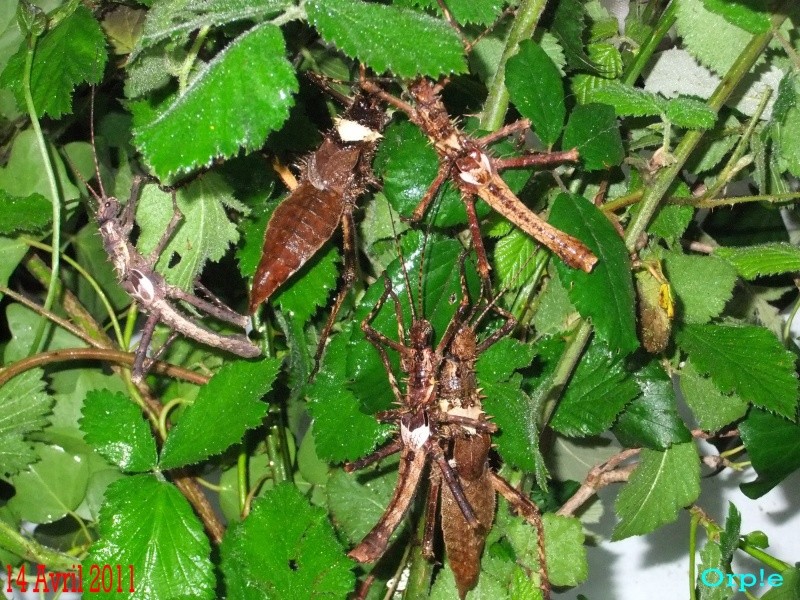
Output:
400,420,431,450
130,269,156,303
335,118,382,143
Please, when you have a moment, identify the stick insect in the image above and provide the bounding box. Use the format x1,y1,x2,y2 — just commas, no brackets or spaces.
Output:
361,77,598,286
80,116,260,382
345,234,550,598
249,84,386,366
432,299,550,599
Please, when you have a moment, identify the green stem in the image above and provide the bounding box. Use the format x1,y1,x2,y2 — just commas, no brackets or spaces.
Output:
540,13,787,430
266,425,288,484
403,514,433,599
689,511,700,600
237,449,248,516
739,542,791,573
22,36,63,355
541,320,592,425
624,11,788,251
0,519,76,571
479,0,548,131
622,0,678,86
178,25,210,93
23,238,125,347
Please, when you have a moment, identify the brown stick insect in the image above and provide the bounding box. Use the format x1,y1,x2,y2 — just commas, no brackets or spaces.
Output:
360,77,598,286
345,237,551,598
79,116,260,382
249,82,387,365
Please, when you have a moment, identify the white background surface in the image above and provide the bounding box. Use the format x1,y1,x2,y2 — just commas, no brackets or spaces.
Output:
572,451,800,599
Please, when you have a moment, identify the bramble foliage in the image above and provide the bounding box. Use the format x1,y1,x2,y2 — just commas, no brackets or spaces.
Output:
1,0,799,598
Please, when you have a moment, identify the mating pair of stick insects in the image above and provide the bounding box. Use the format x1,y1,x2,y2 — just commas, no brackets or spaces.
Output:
82,151,260,382
345,252,550,599
249,75,596,375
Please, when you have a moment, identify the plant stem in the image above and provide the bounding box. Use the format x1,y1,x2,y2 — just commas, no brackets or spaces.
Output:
0,347,209,388
541,320,592,425
624,10,789,251
541,10,787,433
237,449,249,516
403,514,433,600
22,36,63,355
689,510,699,600
23,238,125,347
178,25,210,93
622,0,678,86
0,520,76,571
480,0,548,131
739,542,791,573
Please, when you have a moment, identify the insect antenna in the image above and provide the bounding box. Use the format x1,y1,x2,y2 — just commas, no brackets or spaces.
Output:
385,197,418,321
88,88,107,201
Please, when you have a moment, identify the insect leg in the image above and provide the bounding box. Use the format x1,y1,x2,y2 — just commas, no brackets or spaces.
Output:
348,447,427,563
132,311,160,383
145,190,183,266
489,471,551,600
344,438,404,472
167,285,249,329
119,175,147,237
410,161,452,223
314,207,358,374
422,468,442,560
427,440,481,531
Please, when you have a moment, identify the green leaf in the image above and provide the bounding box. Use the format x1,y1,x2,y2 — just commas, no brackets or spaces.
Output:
0,130,80,204
551,0,595,71
393,0,504,26
541,514,588,587
135,0,291,55
702,0,770,34
675,0,753,76
0,369,52,476
697,542,733,600
376,120,469,227
0,6,106,118
493,229,546,292
676,323,799,420
327,464,401,545
587,42,622,78
306,0,466,78
133,23,297,180
719,503,741,564
715,243,800,279
551,339,639,437
159,358,281,469
0,190,50,233
80,390,157,473
680,360,748,433
761,567,800,599
772,72,800,178
307,335,393,463
84,475,214,600
648,204,694,242
273,245,340,328
550,193,639,354
739,409,800,498
613,442,700,539
613,360,691,450
0,237,28,302
477,337,536,385
8,443,90,524
531,271,577,335
562,103,624,171
221,483,354,599
483,379,540,471
506,40,565,147
135,176,245,289
664,251,737,324
666,96,717,129
584,81,666,117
